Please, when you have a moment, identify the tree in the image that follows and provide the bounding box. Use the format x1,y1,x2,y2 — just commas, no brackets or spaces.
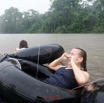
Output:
0,0,104,33
0,7,22,33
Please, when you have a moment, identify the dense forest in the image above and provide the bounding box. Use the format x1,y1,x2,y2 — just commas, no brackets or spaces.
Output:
0,0,104,33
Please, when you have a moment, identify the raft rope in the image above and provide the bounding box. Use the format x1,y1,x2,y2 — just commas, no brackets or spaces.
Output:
72,78,104,90
36,45,40,77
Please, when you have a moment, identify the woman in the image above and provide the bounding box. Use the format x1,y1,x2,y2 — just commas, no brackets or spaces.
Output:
44,47,90,89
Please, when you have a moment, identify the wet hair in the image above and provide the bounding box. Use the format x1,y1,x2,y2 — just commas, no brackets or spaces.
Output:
74,47,87,71
19,40,28,49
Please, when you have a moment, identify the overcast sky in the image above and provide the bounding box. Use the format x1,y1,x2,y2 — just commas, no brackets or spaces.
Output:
0,0,51,15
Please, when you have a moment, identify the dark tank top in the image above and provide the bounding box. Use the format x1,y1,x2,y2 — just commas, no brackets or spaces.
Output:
44,67,79,89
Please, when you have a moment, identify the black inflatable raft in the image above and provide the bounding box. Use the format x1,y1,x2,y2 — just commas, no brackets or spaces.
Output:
0,44,81,103
8,44,65,64
0,44,104,103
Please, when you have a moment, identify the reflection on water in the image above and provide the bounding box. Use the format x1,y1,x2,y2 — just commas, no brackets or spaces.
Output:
0,34,104,80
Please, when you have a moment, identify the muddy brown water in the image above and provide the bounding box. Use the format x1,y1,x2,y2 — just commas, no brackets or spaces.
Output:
0,34,104,81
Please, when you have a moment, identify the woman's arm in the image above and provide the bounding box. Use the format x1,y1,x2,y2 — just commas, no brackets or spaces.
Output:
71,56,90,86
48,52,70,71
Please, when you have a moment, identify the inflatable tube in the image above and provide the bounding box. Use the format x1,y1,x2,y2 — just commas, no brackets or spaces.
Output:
0,60,79,103
8,44,65,64
18,59,54,79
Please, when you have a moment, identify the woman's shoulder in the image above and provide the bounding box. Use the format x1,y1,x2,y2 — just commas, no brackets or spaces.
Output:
15,48,20,51
15,48,26,51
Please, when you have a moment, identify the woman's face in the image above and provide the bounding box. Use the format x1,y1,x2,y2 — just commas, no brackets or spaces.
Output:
68,48,83,66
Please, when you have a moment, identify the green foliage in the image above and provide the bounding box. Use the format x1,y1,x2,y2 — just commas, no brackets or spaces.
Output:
0,0,104,33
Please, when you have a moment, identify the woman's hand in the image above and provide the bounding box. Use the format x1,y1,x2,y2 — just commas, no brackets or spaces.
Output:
60,52,70,61
71,56,78,66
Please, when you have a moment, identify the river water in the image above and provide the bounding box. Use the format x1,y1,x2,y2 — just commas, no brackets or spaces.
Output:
0,34,104,81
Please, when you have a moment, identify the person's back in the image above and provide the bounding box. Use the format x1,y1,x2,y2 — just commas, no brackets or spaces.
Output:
15,40,28,51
